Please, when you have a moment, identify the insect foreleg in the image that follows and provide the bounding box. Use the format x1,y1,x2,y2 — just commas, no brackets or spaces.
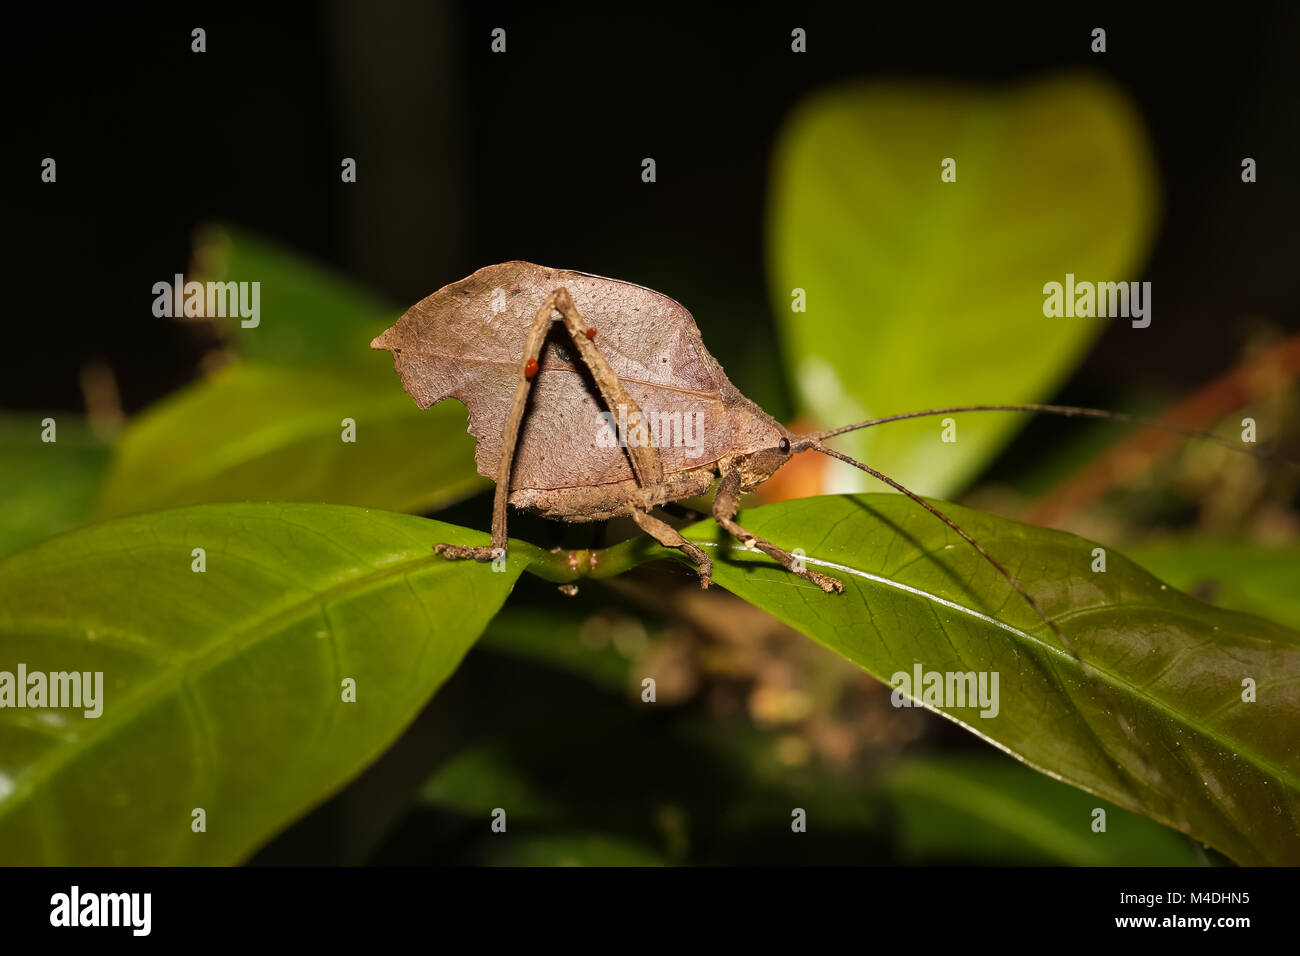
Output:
711,466,844,593
630,508,713,588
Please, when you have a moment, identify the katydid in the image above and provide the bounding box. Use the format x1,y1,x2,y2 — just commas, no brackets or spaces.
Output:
372,261,1266,625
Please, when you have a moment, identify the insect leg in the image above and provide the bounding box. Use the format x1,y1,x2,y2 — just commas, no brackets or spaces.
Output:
433,291,560,563
711,466,844,593
630,508,713,588
436,285,670,566
550,286,664,487
551,286,722,582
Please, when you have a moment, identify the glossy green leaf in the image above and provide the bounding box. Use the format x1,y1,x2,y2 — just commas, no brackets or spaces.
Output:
879,754,1202,865
768,74,1158,496
0,504,523,864
673,494,1299,865
94,363,485,519
1125,540,1300,633
195,225,394,366
0,415,113,558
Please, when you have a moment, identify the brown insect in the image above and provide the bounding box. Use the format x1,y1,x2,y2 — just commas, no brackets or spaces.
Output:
371,261,1263,632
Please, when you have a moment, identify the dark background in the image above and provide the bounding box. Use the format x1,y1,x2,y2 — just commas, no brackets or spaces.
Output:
6,3,1298,421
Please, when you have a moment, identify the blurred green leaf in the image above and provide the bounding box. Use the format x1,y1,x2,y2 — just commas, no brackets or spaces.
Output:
416,699,885,865
94,363,485,519
0,415,112,558
476,604,633,693
482,832,666,866
1124,540,1300,633
100,226,488,518
768,74,1158,496
0,504,523,864
879,754,1202,865
421,742,567,824
672,494,1299,865
418,661,1199,865
195,225,394,366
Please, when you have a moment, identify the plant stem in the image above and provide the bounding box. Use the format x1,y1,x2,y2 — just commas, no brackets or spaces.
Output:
517,535,686,583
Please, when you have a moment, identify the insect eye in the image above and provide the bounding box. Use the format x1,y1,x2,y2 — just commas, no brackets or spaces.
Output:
778,437,791,454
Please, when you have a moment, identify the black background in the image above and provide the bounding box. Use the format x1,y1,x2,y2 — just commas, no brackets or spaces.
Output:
1,864,1280,939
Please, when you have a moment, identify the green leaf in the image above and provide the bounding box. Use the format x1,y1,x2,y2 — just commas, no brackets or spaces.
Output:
420,741,567,824
476,603,636,693
1124,540,1300,633
99,225,489,518
0,504,523,864
94,363,486,519
879,754,1202,865
0,415,113,558
483,833,666,866
674,494,1300,865
768,74,1158,496
97,226,488,519
195,225,394,366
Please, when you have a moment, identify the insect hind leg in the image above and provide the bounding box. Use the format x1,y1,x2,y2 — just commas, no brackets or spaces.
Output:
434,290,560,563
436,284,670,565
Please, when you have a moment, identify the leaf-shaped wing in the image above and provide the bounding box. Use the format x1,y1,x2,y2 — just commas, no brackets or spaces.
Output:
371,262,737,491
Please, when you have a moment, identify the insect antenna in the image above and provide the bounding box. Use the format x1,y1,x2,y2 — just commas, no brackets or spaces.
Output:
810,442,1059,636
808,440,1179,820
815,403,1298,469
